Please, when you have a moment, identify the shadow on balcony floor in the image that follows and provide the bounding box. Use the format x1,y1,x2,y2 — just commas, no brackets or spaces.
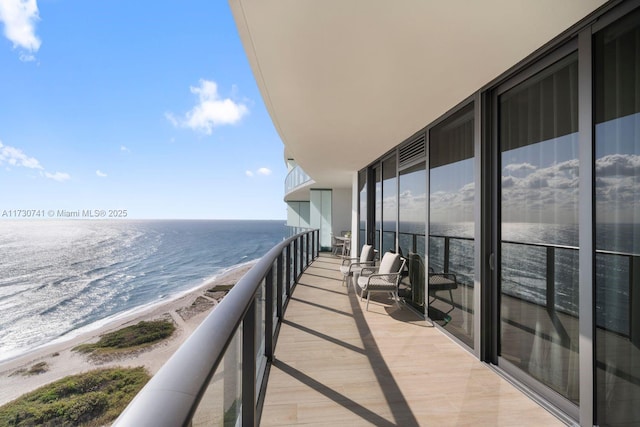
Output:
260,253,564,426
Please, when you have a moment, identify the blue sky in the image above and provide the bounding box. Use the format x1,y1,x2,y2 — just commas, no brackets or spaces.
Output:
0,0,286,220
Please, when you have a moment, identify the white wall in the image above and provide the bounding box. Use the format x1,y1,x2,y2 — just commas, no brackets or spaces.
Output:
331,187,352,236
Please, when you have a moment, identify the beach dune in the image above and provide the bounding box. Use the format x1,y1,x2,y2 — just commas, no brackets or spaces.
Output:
0,263,253,407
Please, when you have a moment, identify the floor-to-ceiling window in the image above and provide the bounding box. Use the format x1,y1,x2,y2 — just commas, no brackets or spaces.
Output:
358,170,367,251
497,50,580,406
353,6,640,423
429,103,475,348
398,138,427,311
374,166,382,252
382,155,398,254
594,8,640,425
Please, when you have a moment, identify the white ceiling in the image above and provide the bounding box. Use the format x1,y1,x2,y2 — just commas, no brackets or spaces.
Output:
230,0,608,190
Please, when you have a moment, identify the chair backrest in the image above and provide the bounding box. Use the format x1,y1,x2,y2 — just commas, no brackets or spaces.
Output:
408,252,424,285
360,244,374,263
378,252,402,274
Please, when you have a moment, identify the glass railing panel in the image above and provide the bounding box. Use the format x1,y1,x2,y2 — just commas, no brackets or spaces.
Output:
284,165,313,194
595,252,630,336
382,231,396,254
272,263,278,333
500,240,580,404
555,247,579,318
283,252,289,301
113,229,318,427
256,279,267,395
191,326,242,427
501,242,548,305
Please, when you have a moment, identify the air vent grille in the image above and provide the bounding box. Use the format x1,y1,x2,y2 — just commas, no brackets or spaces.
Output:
399,134,426,166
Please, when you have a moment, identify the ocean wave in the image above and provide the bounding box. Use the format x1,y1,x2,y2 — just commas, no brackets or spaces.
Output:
0,220,287,363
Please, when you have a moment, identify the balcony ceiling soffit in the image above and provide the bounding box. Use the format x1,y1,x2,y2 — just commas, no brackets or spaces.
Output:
230,0,607,188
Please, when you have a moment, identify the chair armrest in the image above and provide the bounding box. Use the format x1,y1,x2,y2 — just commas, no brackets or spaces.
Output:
428,273,458,290
364,272,401,286
341,257,359,266
359,265,378,276
348,260,375,271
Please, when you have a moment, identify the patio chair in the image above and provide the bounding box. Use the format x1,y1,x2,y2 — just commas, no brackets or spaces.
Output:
357,252,406,311
339,244,375,287
428,266,457,314
331,233,345,256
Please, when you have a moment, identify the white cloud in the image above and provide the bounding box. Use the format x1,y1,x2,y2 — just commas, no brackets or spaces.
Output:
0,140,70,181
595,154,640,222
0,141,42,169
120,145,130,152
501,158,580,224
166,79,249,135
246,167,272,178
257,167,272,176
504,162,537,174
43,171,70,182
19,51,35,62
596,153,640,177
0,0,41,59
96,170,107,177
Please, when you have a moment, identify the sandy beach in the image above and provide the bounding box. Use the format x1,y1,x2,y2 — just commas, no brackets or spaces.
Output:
0,262,255,407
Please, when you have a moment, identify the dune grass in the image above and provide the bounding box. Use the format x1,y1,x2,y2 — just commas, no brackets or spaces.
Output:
10,362,49,377
0,367,150,427
207,284,234,292
73,320,176,353
73,319,175,355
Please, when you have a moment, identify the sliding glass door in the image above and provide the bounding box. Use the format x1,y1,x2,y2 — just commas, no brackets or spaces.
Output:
381,155,397,254
594,8,640,425
428,103,475,348
497,50,580,408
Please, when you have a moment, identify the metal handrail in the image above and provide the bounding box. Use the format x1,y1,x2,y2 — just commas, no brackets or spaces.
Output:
114,229,319,427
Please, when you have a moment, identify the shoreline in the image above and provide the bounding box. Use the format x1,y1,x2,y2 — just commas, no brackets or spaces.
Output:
0,261,256,406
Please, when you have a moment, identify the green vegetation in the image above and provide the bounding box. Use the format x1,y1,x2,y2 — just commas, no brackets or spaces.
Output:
223,399,240,426
24,362,48,376
208,284,234,293
73,320,175,354
10,362,49,377
0,367,150,427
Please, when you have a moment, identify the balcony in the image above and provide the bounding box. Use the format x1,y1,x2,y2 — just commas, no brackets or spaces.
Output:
114,229,564,426
285,165,314,200
259,254,562,426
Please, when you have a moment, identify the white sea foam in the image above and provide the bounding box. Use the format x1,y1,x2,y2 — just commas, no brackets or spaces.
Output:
0,219,286,363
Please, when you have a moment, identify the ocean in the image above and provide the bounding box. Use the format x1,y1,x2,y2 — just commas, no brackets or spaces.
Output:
0,220,287,363
428,221,638,336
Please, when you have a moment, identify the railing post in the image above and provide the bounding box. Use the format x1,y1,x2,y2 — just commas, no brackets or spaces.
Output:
443,236,450,273
293,238,299,281
223,334,240,427
546,246,556,313
631,255,640,347
276,253,283,319
242,299,256,427
285,244,292,297
265,267,274,362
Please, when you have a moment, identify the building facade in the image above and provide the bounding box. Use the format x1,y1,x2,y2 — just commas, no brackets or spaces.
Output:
231,1,640,425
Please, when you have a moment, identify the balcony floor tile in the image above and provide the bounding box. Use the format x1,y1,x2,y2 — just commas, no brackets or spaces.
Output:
261,253,564,426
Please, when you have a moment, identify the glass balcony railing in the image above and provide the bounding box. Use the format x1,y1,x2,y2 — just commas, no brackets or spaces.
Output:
392,230,638,339
284,165,314,195
113,229,319,426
